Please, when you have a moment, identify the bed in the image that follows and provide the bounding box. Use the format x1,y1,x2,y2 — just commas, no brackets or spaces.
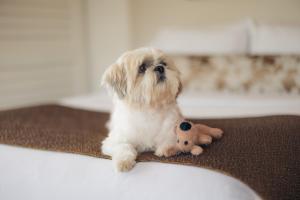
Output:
1,21,300,200
1,90,300,200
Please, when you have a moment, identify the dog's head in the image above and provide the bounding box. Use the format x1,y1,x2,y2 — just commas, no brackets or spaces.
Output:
102,48,182,108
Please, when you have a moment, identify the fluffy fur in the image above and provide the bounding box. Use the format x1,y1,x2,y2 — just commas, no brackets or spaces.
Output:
101,48,183,172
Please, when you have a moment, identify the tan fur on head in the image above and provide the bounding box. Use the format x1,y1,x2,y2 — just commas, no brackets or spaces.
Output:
102,48,182,109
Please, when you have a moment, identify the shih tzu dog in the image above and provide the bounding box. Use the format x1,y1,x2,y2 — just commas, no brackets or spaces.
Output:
101,47,183,172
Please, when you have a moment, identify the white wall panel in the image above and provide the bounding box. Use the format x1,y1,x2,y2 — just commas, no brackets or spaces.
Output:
0,0,88,109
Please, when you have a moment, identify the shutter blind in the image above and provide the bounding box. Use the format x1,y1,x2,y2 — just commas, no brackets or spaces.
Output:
0,0,87,109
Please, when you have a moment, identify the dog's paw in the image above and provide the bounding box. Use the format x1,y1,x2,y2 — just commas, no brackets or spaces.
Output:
210,128,223,139
114,158,136,172
154,149,164,157
164,146,178,157
111,143,137,172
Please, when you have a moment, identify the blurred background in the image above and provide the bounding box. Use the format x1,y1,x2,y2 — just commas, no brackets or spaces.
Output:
0,0,300,115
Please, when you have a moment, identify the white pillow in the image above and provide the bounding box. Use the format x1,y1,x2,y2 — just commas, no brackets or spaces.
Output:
250,23,300,54
150,21,250,55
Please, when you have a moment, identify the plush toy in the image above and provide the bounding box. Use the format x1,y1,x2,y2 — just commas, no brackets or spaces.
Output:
167,120,223,156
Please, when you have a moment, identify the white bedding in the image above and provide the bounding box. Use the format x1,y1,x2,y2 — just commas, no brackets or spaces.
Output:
3,91,299,200
0,145,259,200
60,91,300,118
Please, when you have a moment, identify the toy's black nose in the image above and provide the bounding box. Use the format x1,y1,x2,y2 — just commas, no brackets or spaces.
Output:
154,65,165,74
180,122,191,131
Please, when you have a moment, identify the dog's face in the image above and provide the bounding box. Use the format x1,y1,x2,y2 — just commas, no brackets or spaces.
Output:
102,48,182,108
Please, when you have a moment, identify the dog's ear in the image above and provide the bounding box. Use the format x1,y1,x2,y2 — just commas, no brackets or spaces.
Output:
176,81,182,98
102,63,127,98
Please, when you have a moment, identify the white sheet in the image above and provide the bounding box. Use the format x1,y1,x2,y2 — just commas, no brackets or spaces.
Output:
0,145,260,200
3,91,295,200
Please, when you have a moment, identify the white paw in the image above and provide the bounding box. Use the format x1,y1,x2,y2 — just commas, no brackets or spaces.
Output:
111,143,137,172
154,149,164,157
155,146,174,157
114,158,136,172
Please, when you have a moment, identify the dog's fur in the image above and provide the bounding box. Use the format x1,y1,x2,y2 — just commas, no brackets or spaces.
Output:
101,48,183,172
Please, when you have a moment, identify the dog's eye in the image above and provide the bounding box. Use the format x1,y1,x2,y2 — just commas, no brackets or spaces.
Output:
138,63,147,74
184,141,188,145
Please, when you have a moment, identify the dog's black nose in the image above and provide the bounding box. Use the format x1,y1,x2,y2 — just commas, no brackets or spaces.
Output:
154,65,164,74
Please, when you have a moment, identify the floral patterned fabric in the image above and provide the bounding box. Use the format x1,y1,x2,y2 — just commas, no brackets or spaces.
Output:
173,55,300,94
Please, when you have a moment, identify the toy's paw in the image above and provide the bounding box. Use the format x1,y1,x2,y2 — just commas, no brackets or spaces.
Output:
191,146,203,156
200,135,212,144
210,128,223,139
114,158,136,172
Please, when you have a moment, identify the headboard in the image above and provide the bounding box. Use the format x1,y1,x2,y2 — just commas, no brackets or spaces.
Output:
151,20,300,95
173,55,300,95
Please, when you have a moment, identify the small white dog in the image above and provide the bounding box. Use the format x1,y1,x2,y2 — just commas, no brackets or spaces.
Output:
101,48,183,172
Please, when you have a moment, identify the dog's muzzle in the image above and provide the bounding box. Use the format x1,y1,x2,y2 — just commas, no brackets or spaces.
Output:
154,64,165,82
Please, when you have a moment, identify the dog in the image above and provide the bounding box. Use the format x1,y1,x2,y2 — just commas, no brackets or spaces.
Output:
101,47,183,172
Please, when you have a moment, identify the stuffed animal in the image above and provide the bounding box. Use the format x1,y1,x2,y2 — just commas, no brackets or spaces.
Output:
167,120,223,156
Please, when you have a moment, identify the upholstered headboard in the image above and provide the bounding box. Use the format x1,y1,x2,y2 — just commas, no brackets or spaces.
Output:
173,55,300,95
151,20,300,95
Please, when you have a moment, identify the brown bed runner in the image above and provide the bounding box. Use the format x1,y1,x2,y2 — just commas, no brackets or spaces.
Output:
0,105,299,200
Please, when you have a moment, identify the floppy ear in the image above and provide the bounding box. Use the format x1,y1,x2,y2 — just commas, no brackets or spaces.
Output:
176,81,182,98
102,63,127,98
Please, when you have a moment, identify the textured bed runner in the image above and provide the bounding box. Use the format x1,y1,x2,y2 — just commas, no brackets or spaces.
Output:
0,105,299,200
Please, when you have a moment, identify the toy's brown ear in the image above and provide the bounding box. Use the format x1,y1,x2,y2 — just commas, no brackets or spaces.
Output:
102,63,127,98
